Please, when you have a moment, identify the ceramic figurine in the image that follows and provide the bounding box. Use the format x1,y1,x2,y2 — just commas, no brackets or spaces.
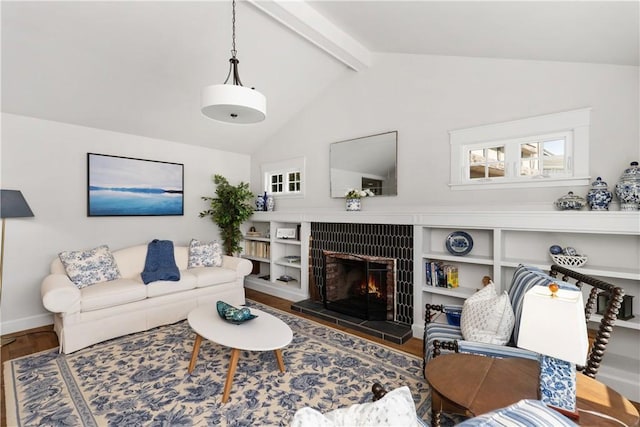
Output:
586,177,613,210
615,161,640,211
554,191,586,210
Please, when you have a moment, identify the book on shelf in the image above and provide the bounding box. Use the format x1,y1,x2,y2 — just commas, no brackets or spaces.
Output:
425,261,458,288
245,241,270,258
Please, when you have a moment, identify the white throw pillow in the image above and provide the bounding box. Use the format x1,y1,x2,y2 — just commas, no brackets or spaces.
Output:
290,386,420,427
58,245,121,289
188,238,223,268
460,281,515,346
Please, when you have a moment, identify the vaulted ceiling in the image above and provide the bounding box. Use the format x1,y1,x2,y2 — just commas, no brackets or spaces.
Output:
2,1,638,154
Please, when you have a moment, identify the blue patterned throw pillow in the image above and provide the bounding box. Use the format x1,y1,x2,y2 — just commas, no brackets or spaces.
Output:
188,239,223,268
58,245,121,289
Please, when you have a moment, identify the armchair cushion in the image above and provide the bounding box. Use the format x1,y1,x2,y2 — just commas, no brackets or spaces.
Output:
460,282,515,346
456,399,575,426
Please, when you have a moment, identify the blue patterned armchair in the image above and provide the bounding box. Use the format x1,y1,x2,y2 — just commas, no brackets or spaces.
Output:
423,264,624,380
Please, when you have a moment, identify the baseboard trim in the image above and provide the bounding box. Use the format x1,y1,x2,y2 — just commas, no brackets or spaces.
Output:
1,313,53,335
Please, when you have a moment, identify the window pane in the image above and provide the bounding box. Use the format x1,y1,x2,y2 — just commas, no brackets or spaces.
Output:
543,139,565,173
470,149,485,164
469,146,504,179
521,142,539,159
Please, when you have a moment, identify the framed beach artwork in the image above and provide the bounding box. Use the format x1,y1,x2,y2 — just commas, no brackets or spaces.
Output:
87,153,184,216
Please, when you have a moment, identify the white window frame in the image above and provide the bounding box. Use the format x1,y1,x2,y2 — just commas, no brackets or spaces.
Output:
449,108,591,190
261,157,305,198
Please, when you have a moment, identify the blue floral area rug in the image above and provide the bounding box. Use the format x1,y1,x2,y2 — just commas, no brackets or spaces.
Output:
4,301,431,426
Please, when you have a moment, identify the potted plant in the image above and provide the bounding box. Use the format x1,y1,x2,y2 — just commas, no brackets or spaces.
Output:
344,188,374,211
199,174,255,256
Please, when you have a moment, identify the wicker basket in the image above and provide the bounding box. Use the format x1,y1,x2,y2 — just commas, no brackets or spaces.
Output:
550,254,588,268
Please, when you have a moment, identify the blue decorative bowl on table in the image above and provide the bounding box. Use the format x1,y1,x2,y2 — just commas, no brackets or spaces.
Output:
216,301,258,325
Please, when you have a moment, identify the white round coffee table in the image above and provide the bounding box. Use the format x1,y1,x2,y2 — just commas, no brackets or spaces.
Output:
187,305,293,403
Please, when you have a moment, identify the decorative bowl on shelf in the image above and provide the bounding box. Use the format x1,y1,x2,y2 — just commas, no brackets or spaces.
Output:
216,301,257,324
550,254,588,268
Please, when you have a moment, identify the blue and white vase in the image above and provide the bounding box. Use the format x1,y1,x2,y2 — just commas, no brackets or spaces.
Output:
346,198,361,211
266,194,275,211
255,194,265,211
615,161,640,211
586,177,612,210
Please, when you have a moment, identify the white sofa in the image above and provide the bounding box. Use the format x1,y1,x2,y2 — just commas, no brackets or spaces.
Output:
41,244,253,353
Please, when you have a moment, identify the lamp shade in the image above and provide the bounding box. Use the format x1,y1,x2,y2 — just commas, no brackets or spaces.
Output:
517,285,588,366
1,190,34,218
201,84,266,124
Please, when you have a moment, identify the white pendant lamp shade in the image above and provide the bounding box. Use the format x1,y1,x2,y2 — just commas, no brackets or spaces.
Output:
201,83,266,124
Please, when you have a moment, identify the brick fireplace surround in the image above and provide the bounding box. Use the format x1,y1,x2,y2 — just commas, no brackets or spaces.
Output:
291,222,414,344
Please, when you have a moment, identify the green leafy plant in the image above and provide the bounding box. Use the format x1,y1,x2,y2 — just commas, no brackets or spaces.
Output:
199,174,255,256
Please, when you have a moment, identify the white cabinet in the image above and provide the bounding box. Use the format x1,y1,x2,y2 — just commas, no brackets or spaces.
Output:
242,219,310,301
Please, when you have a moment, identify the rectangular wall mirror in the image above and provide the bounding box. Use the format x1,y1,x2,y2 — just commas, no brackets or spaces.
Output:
330,131,398,197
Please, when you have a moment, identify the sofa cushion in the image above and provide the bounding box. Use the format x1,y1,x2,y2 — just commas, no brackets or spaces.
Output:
80,278,146,312
457,399,576,426
189,267,237,287
59,245,121,288
188,239,223,268
461,282,515,346
291,386,420,427
141,271,197,298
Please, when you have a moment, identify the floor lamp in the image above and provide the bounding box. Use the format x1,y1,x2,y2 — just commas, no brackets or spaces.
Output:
1,190,35,346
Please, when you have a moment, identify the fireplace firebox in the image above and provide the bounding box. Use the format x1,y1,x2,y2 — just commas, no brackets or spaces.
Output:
323,251,396,321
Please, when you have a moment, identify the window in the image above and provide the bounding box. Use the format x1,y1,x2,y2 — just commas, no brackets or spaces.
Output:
261,157,305,197
450,108,591,190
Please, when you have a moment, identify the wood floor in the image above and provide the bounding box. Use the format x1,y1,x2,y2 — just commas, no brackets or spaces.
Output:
3,289,638,425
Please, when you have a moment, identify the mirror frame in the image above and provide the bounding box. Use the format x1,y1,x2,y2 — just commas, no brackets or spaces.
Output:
330,131,398,198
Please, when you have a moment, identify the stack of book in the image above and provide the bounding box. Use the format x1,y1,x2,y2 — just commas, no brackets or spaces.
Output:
245,241,270,259
425,261,458,288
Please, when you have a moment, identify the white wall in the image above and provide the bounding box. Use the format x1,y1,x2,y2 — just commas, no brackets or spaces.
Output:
251,53,639,211
0,113,250,333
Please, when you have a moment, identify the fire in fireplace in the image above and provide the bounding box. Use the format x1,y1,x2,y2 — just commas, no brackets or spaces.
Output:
323,251,396,321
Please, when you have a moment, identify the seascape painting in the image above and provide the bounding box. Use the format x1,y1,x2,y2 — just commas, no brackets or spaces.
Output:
88,153,184,216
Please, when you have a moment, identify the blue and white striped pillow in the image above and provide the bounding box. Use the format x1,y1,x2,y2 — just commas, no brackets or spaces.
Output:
457,399,575,426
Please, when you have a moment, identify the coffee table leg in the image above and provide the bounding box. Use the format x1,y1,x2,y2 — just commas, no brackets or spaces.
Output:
222,348,241,403
188,334,203,374
274,349,285,372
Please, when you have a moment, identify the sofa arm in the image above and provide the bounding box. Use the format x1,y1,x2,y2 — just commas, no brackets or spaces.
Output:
41,274,81,313
221,255,253,278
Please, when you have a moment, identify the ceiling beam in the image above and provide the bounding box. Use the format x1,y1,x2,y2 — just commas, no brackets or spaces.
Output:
246,0,372,71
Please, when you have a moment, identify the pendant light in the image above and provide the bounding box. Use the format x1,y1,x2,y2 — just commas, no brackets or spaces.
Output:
201,0,266,124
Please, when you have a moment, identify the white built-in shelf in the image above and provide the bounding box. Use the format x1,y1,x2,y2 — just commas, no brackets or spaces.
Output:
242,255,270,263
422,286,478,298
589,313,640,331
274,260,302,269
243,235,270,242
422,253,494,265
275,239,301,246
501,261,640,281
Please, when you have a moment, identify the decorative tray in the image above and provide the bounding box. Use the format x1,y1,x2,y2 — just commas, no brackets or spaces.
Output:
550,254,588,268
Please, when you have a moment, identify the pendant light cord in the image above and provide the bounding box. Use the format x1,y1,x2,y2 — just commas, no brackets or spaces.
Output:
231,0,237,58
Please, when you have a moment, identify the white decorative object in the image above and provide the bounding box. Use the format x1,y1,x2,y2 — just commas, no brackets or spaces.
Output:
615,161,640,211
200,0,266,123
550,254,588,268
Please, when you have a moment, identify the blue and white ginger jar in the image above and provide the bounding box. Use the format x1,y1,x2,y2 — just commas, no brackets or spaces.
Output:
615,161,640,211
554,191,586,210
586,177,612,211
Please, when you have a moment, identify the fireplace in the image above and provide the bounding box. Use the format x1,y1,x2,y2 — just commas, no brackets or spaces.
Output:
323,251,396,321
